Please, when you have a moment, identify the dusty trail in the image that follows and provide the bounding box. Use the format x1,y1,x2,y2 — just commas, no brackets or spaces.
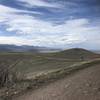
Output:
15,64,100,100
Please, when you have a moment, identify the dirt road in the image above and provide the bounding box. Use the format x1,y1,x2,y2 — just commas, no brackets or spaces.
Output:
15,64,100,100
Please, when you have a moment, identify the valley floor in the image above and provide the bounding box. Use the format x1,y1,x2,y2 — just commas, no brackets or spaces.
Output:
14,63,100,100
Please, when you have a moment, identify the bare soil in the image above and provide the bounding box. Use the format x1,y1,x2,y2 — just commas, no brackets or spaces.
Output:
14,64,100,100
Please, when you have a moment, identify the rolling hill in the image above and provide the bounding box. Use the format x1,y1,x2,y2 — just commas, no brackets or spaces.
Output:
0,48,99,78
52,48,100,60
0,48,99,84
0,48,100,99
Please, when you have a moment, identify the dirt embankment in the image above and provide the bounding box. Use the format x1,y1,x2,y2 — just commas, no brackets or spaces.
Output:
14,63,100,100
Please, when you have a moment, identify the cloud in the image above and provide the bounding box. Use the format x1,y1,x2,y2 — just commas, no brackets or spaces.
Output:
17,0,62,8
0,4,100,48
0,36,32,46
0,5,41,22
6,16,100,38
0,34,84,47
0,5,93,35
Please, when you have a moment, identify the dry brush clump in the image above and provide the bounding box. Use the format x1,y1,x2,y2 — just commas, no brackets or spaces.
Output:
0,66,16,88
0,53,34,88
0,55,22,88
0,67,9,87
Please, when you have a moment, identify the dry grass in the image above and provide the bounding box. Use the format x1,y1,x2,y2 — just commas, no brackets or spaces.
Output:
0,49,100,100
1,59,100,100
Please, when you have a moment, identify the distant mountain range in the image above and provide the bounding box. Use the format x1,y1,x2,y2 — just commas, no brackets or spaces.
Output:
0,44,60,53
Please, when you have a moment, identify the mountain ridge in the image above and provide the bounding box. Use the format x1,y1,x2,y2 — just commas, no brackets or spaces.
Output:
0,44,60,52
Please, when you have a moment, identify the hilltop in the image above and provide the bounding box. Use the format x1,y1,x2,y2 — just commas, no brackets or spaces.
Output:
51,48,99,60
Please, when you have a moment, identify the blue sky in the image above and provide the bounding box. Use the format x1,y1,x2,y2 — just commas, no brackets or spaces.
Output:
0,0,100,50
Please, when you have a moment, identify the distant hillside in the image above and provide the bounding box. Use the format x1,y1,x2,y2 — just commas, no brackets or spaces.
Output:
0,44,38,52
93,50,100,54
0,44,60,53
53,48,100,60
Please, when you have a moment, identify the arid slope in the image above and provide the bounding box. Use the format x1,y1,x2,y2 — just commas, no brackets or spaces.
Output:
15,63,100,100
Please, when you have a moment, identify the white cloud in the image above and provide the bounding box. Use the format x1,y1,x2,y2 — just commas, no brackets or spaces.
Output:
18,0,62,8
0,5,41,14
0,5,41,22
0,34,84,46
0,5,100,47
6,16,96,35
0,36,33,46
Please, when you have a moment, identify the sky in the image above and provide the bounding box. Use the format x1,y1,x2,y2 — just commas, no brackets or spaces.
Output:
0,0,100,50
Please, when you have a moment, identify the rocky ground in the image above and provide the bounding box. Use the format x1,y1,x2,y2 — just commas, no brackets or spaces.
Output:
14,64,100,100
